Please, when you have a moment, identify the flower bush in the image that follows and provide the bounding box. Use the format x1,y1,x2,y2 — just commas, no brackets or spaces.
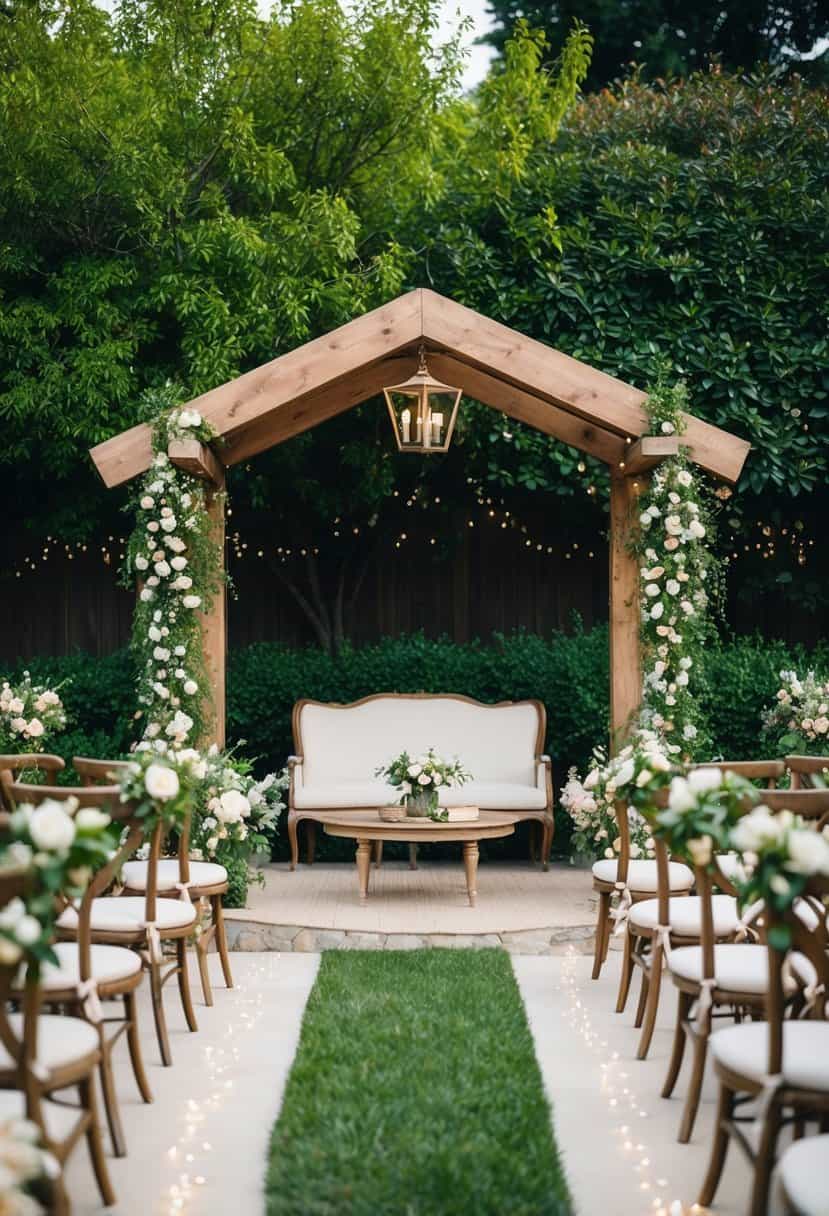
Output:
560,728,673,861
375,748,470,819
731,805,829,948
761,668,829,756
650,766,759,868
0,674,67,754
123,385,224,749
189,748,284,874
0,796,116,973
634,376,720,759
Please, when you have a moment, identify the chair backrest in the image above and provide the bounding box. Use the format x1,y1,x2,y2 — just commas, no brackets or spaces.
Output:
613,786,671,905
73,756,131,787
765,875,829,1074
758,788,829,831
6,781,164,979
786,755,829,790
690,760,785,788
0,754,65,810
0,870,41,1087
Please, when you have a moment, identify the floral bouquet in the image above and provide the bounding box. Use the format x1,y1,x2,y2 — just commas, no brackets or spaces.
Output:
0,673,67,754
652,766,759,869
375,748,470,820
0,1114,58,1215
560,728,674,862
119,745,204,832
761,669,829,757
0,795,117,973
731,805,829,948
189,747,284,870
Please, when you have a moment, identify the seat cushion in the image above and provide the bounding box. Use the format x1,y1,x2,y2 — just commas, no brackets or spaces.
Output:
629,894,739,938
0,1014,98,1076
293,779,547,812
711,1021,829,1091
669,944,770,994
779,1134,829,1216
592,858,693,892
12,942,141,993
58,896,196,935
0,1087,83,1144
122,859,228,891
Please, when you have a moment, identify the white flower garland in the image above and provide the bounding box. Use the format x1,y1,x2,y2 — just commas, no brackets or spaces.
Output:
124,390,223,748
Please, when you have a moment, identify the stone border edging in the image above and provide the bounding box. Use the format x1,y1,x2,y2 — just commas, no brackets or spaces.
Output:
225,920,597,955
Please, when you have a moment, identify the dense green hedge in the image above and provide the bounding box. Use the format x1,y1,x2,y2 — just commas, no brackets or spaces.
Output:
9,628,827,857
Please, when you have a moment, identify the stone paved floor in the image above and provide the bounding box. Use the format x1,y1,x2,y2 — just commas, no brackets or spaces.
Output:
225,860,597,952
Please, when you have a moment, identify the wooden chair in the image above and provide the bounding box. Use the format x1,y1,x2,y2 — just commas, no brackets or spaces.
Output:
591,797,694,982
698,869,829,1216
0,753,65,809
5,783,152,1159
10,778,199,1069
786,755,829,790
0,871,115,1213
75,756,234,1005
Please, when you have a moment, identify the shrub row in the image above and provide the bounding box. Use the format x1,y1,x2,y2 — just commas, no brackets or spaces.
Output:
9,628,827,857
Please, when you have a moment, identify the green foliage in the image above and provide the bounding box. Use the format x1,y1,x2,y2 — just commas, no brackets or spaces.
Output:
483,2,829,90
266,949,573,1216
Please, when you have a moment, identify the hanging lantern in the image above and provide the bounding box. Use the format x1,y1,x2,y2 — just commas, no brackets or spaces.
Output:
383,346,462,454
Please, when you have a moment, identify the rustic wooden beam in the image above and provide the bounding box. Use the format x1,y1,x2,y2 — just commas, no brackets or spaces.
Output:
428,354,627,466
221,356,414,466
201,476,226,748
621,435,679,476
167,439,225,485
609,473,642,748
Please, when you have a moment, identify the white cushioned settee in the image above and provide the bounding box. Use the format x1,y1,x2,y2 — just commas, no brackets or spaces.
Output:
288,693,554,869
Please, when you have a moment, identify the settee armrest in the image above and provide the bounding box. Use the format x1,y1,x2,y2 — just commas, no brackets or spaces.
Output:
287,754,303,804
535,754,553,805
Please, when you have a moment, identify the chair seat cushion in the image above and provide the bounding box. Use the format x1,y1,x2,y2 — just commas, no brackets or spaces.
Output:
0,1014,99,1076
13,942,141,992
629,894,739,938
669,944,770,994
58,896,196,935
592,858,694,892
293,779,547,812
121,859,228,891
779,1134,829,1216
710,1021,829,1091
0,1087,83,1144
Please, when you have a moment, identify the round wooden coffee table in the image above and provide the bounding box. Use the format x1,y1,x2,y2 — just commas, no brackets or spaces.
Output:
321,811,518,907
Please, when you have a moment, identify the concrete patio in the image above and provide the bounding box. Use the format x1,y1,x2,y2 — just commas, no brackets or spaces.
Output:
224,860,598,953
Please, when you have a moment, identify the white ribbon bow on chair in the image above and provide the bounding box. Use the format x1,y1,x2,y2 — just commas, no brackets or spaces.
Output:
734,899,764,942
655,923,673,966
694,976,717,1034
611,881,632,936
143,921,162,964
175,881,193,904
748,1072,785,1152
76,977,103,1024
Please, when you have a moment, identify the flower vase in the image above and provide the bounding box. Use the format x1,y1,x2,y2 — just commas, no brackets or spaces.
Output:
405,789,438,818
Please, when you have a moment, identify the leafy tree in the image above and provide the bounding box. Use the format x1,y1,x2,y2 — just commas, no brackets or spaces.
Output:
482,1,829,89
413,68,829,618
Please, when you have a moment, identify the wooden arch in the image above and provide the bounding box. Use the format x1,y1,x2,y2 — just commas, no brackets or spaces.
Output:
91,288,750,747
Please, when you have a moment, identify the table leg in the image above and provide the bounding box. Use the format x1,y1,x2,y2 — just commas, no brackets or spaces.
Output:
463,841,479,907
356,839,372,903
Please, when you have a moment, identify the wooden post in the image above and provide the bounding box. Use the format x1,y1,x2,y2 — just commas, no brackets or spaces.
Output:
609,471,641,751
202,478,226,749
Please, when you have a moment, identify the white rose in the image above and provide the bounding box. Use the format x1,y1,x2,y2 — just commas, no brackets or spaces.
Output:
75,807,111,831
661,420,675,434
635,768,653,788
677,470,692,487
417,772,431,786
688,767,723,794
147,521,159,533
665,514,683,535
29,802,76,852
687,835,713,867
676,670,689,687
144,763,180,802
174,645,186,656
665,579,680,596
171,556,188,571
148,625,162,642
140,496,155,510
25,719,44,738
135,555,149,571
154,560,171,578
160,516,177,533
645,583,660,598
153,646,170,662
614,759,635,788
8,697,24,714
182,595,202,609
583,768,600,790
639,513,652,528
183,680,198,695
407,765,422,778
688,519,706,539
650,602,664,620
173,576,193,590
216,790,250,823
166,537,187,553
668,776,695,813
14,914,42,946
731,806,786,853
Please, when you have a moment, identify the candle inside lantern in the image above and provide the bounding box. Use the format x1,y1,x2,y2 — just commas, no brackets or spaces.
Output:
431,412,444,445
423,406,432,448
401,408,411,444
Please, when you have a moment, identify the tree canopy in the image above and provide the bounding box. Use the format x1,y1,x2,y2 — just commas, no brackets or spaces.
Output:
482,1,829,90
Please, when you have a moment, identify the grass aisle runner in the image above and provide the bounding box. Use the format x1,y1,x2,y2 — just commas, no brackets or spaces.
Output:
265,949,573,1216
